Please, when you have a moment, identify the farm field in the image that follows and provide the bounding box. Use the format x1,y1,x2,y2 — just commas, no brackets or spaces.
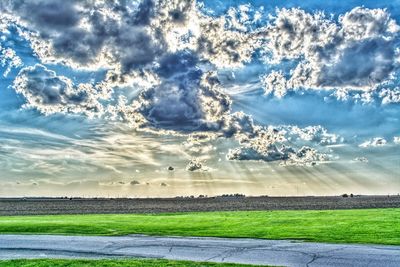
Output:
1,208,399,245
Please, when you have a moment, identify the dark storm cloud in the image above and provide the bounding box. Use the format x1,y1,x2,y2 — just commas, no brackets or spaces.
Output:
156,51,199,78
136,51,231,132
138,73,206,131
114,25,162,73
3,0,100,64
6,0,80,30
132,0,155,25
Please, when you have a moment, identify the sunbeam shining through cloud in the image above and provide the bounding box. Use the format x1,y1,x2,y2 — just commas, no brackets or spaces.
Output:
0,0,399,197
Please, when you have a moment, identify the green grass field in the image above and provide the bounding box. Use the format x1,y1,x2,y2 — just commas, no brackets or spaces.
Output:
0,259,262,267
0,209,399,245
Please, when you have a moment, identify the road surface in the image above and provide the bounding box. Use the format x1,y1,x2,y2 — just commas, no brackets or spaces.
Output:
1,235,399,266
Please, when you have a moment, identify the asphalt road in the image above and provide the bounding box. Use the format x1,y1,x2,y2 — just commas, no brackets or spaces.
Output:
0,235,399,266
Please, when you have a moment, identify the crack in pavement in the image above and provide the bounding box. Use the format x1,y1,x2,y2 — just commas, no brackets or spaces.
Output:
305,253,318,267
220,248,246,262
206,248,242,261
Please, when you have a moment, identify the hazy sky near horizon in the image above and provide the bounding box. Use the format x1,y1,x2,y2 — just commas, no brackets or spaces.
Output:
0,0,399,197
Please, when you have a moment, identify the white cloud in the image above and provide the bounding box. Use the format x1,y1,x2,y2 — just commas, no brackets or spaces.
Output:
2,0,163,72
13,64,108,117
379,87,400,104
359,137,387,148
260,70,288,98
340,7,400,40
226,145,291,162
197,16,259,68
353,157,368,163
186,158,207,171
281,146,328,166
227,144,327,166
281,125,342,145
0,45,23,77
260,7,400,98
225,123,337,165
394,136,400,144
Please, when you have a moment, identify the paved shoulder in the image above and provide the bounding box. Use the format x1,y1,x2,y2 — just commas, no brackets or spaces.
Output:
0,235,399,267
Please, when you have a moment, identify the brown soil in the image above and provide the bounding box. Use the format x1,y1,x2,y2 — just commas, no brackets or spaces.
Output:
0,195,399,216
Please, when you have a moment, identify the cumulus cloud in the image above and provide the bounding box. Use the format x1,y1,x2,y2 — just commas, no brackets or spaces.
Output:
261,8,336,62
2,0,164,71
359,137,387,148
322,86,400,105
117,57,232,132
0,45,22,77
13,64,107,117
281,146,328,166
226,145,291,162
353,157,368,163
394,136,400,144
196,16,259,68
260,7,400,98
186,158,207,171
260,71,287,98
224,118,291,162
317,38,396,88
379,88,400,104
340,7,399,39
225,123,337,165
154,0,262,69
227,145,327,166
130,180,140,185
281,125,342,145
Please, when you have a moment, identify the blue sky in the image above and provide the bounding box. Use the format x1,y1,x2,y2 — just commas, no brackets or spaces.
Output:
0,0,399,197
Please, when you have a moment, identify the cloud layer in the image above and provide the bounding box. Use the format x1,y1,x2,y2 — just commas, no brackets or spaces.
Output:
1,0,400,168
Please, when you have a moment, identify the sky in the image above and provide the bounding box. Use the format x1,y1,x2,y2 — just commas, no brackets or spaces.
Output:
0,0,399,197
